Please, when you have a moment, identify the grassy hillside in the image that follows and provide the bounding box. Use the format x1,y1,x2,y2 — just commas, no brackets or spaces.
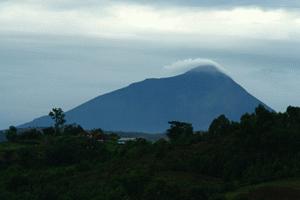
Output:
226,178,300,200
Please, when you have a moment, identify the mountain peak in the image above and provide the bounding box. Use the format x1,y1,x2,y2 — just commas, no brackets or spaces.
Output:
185,64,225,75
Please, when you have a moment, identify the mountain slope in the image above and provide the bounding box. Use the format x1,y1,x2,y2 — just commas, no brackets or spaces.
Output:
21,65,270,133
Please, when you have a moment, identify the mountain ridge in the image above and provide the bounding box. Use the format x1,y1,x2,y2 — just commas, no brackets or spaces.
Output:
20,65,271,133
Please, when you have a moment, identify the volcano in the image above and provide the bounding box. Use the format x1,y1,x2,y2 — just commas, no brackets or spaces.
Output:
21,65,270,133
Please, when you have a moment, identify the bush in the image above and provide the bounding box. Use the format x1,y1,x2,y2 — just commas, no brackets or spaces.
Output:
18,129,42,140
5,126,17,142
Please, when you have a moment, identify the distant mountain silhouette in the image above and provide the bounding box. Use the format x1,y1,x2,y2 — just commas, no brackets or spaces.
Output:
20,65,271,133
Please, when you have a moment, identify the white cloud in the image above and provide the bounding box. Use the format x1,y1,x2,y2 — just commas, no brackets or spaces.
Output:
163,58,227,75
0,2,300,42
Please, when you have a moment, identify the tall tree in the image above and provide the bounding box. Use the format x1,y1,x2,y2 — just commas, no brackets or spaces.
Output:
49,108,66,134
166,121,193,143
208,115,231,137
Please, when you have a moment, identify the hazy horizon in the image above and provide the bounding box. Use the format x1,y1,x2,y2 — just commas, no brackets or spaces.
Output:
1,0,300,129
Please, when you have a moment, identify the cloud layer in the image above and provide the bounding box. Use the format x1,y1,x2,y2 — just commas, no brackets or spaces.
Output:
1,1,300,129
163,58,226,74
1,1,300,42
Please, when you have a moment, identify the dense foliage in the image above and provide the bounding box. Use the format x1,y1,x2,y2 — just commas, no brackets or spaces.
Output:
0,105,300,200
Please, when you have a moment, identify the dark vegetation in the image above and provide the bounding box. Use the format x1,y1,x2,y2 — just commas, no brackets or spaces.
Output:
0,105,300,199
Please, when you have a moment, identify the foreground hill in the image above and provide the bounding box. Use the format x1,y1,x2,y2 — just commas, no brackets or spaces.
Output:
21,65,270,132
1,106,300,200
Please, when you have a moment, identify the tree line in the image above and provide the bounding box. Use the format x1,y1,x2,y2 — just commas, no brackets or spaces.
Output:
0,105,300,200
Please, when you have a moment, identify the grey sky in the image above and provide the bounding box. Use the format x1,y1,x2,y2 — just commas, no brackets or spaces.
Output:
0,0,300,129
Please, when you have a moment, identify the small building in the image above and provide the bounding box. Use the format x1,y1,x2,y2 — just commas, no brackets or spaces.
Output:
117,137,137,144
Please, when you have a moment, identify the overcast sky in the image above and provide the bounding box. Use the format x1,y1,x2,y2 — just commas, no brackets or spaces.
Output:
1,0,300,129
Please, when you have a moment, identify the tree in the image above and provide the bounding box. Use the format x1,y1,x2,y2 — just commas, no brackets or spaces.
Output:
64,124,84,136
208,115,231,137
254,105,274,132
286,106,300,126
166,121,193,143
90,128,104,140
43,127,55,136
5,126,17,142
49,108,66,134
